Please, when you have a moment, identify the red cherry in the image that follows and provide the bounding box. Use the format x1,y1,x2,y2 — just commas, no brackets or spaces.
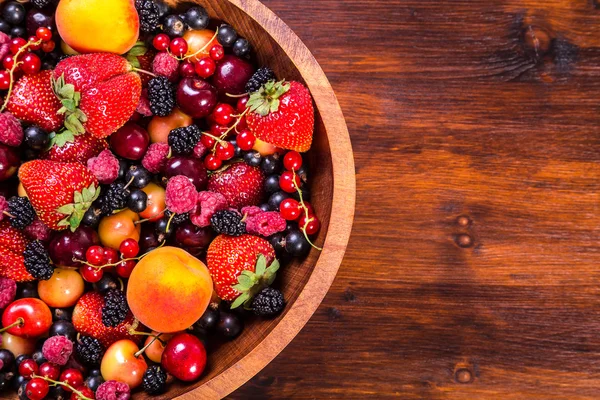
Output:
9,38,27,55
39,362,61,380
60,369,84,392
2,55,15,71
200,135,215,148
85,245,105,266
41,40,56,53
170,38,188,57
204,154,222,171
25,377,49,400
80,265,103,283
194,57,215,79
179,60,196,78
116,260,136,279
211,103,235,126
236,95,249,113
280,198,301,221
22,53,41,75
2,298,52,338
299,214,320,235
279,171,301,193
28,36,41,51
215,142,234,161
19,359,38,378
0,70,10,90
119,238,140,258
36,27,52,42
161,333,207,381
103,247,119,264
71,386,94,400
236,129,256,151
283,151,303,171
209,44,224,61
152,33,170,51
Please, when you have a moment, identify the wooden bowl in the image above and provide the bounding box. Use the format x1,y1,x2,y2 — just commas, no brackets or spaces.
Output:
156,0,354,398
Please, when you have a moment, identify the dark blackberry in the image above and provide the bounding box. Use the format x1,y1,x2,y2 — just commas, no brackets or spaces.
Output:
164,209,189,225
148,76,175,117
135,0,160,33
168,125,201,155
23,240,53,280
98,183,129,216
101,289,129,327
210,210,246,236
75,336,104,366
251,287,285,317
142,365,167,395
245,67,276,93
7,196,35,229
31,0,53,8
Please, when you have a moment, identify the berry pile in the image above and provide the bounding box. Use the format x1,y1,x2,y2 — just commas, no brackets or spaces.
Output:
0,0,319,398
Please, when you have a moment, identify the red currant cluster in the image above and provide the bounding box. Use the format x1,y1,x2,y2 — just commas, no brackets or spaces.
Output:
20,361,91,400
81,238,142,282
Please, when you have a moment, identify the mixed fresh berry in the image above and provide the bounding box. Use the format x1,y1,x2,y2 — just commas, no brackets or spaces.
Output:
0,0,321,398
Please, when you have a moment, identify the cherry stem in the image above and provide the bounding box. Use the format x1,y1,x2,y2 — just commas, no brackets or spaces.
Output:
134,333,163,358
0,39,43,113
292,170,322,251
134,208,166,225
131,67,157,78
2,211,15,219
164,211,176,234
0,317,24,333
173,30,219,61
225,92,249,98
123,175,136,191
31,374,93,400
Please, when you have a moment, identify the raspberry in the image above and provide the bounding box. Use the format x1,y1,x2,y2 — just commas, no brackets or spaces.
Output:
0,196,7,222
191,191,227,227
24,219,52,242
0,112,23,147
142,143,170,174
241,206,262,218
0,277,16,309
193,140,208,159
87,150,120,184
96,380,131,400
245,211,286,237
152,52,179,82
136,89,152,117
165,176,197,214
42,335,74,365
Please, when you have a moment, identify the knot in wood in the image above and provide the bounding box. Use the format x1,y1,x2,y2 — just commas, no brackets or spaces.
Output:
456,234,473,248
455,368,473,384
523,26,552,57
456,216,471,227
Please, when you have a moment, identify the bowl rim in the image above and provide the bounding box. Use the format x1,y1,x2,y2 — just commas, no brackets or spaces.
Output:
178,0,356,398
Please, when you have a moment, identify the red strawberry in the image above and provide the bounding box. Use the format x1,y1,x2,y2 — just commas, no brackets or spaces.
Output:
53,53,132,92
18,160,99,231
0,220,28,253
135,49,155,88
72,292,142,348
246,80,314,152
7,70,64,132
42,132,108,164
207,162,265,209
0,221,33,282
206,234,276,302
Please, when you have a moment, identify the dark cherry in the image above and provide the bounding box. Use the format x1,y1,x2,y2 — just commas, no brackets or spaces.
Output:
212,55,254,100
164,156,208,191
176,77,218,118
174,221,213,249
0,349,15,372
110,123,150,161
0,143,20,182
48,226,100,267
26,7,55,37
138,225,160,252
216,312,243,339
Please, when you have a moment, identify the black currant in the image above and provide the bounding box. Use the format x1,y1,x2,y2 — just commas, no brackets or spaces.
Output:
267,191,289,211
216,312,243,339
48,321,77,342
127,189,148,213
0,350,15,372
14,355,29,368
0,19,11,34
285,229,310,257
232,38,250,57
52,308,72,322
228,139,241,158
259,203,270,212
217,24,237,47
126,165,151,189
93,273,119,295
184,6,209,30
243,150,262,167
195,306,220,331
82,206,102,228
264,175,280,194
85,374,104,392
9,25,25,38
24,126,49,151
32,350,46,365
2,2,25,25
261,154,282,175
117,158,129,181
268,232,286,255
163,14,185,37
17,282,38,299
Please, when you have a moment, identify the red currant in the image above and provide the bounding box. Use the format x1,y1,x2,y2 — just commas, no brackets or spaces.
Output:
209,44,224,61
179,60,196,77
28,36,41,51
210,124,228,137
211,103,235,126
283,151,303,171
236,95,249,113
152,33,170,51
72,386,94,400
204,154,222,170
170,38,188,57
103,247,119,264
19,359,38,378
235,116,248,132
279,171,301,193
299,214,320,235
41,40,56,53
60,369,84,392
215,142,235,160
21,53,41,75
280,198,301,220
302,202,315,216
236,129,256,151
38,362,60,380
119,238,140,258
36,27,52,42
80,265,103,283
2,55,15,71
116,260,136,278
85,245,105,266
9,38,27,55
0,70,10,90
195,57,216,79
200,135,215,148
25,378,49,400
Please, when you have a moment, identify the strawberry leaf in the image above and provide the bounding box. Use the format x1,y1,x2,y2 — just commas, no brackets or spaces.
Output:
255,254,267,276
231,292,250,309
247,80,291,117
56,204,75,214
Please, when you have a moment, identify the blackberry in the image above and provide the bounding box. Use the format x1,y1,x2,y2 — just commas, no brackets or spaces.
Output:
23,240,53,280
168,125,201,155
98,183,129,216
75,336,104,365
211,210,246,236
251,287,285,317
102,289,129,327
7,196,35,229
164,210,189,225
245,67,276,93
142,365,167,395
148,76,175,117
31,0,53,8
135,0,160,33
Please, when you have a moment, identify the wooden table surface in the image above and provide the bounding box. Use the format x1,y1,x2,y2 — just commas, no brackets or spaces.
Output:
231,0,600,398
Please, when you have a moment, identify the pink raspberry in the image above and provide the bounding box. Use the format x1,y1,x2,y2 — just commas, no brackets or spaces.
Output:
245,211,287,237
166,175,198,214
42,335,74,366
0,195,7,222
0,32,9,64
24,219,52,242
191,191,228,227
0,112,23,147
136,89,152,117
193,141,208,159
87,150,120,184
142,143,170,174
0,277,16,309
96,381,131,400
241,206,263,218
152,52,179,82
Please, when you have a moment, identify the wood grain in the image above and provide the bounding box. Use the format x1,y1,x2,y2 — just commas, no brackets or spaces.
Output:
230,0,600,399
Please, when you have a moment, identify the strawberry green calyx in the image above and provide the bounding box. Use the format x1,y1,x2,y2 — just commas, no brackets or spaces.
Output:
55,183,100,232
125,41,148,68
46,130,76,148
52,74,88,136
230,254,280,309
246,80,291,116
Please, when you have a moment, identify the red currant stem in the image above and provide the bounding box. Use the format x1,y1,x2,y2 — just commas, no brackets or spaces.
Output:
31,374,93,400
74,241,165,270
225,92,249,98
201,131,227,146
123,175,136,190
134,333,163,358
176,30,219,61
207,107,250,153
292,170,322,251
0,317,24,333
164,211,176,234
0,39,42,113
131,67,157,78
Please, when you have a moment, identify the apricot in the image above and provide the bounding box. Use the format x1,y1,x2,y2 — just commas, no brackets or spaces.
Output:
148,108,193,144
98,209,141,250
140,182,166,222
127,247,213,333
38,268,85,308
183,29,218,63
56,0,139,54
